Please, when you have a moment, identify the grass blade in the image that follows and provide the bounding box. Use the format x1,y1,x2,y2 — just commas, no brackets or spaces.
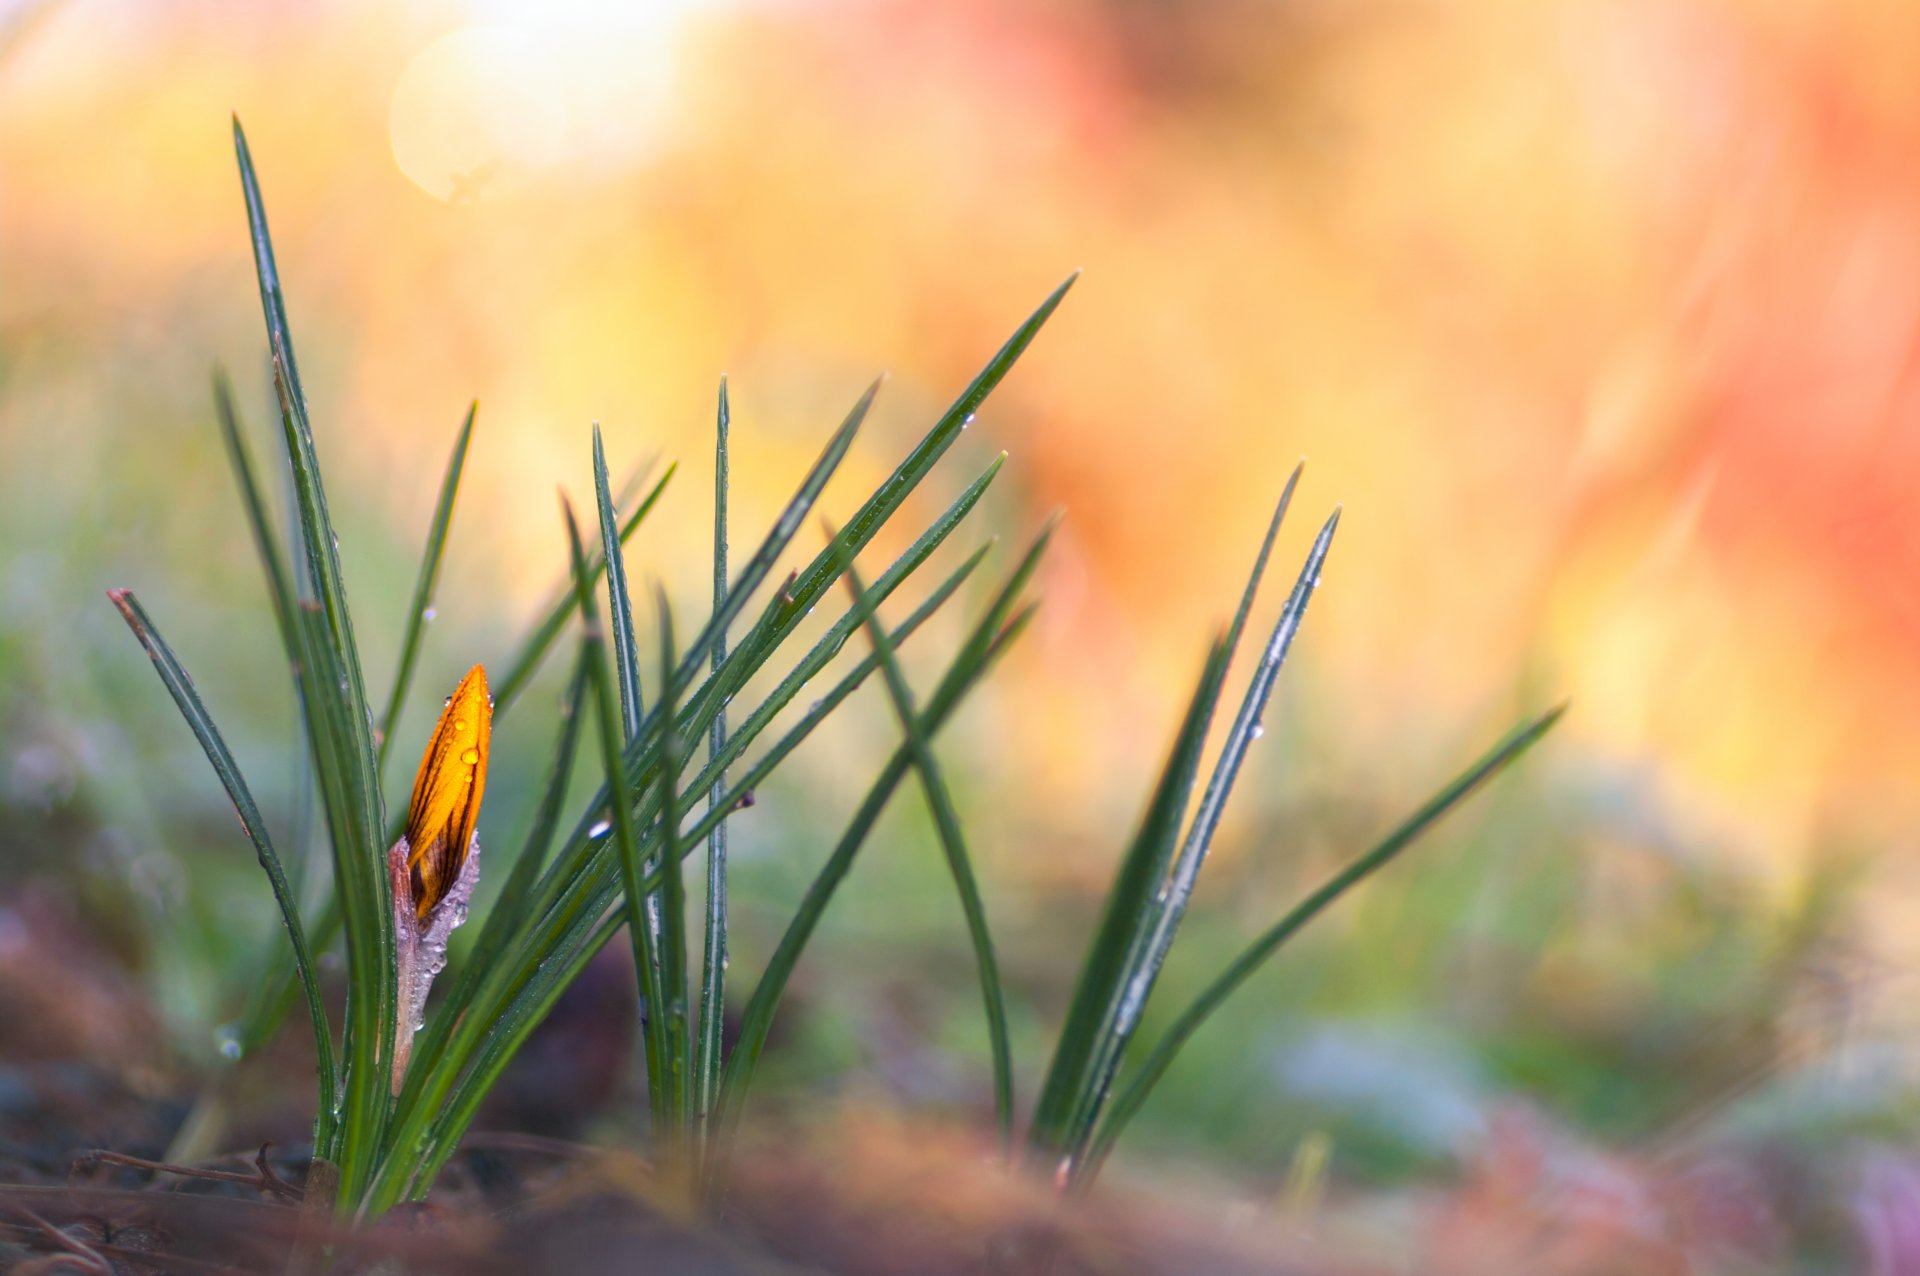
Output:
1074,503,1338,1159
695,378,731,1143
839,548,1013,1151
107,590,338,1152
708,576,1043,1191
1026,638,1233,1169
377,403,476,774
235,118,391,1198
563,496,671,1133
212,371,301,663
1079,705,1569,1182
653,589,693,1154
492,460,677,718
593,426,645,739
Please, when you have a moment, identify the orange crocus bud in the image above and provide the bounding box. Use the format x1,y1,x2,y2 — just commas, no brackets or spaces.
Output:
402,664,492,920
390,663,491,1094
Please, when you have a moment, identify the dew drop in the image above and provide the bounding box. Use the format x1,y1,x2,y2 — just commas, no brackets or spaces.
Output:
589,819,612,838
1250,723,1265,740
443,696,452,708
422,606,437,622
453,718,469,733
461,748,479,764
214,1025,243,1061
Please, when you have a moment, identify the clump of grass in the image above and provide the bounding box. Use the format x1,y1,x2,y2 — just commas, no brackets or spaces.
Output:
109,119,1561,1230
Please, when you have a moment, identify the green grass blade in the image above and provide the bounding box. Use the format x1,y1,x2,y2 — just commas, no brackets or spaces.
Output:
107,589,338,1152
1079,705,1569,1183
563,496,671,1132
593,426,645,739
376,403,476,774
708,593,1040,1191
653,589,693,1151
235,119,392,1197
1075,503,1338,1158
840,551,1013,1151
492,460,677,718
666,270,1076,731
657,379,875,722
695,378,731,1142
1026,638,1233,1169
212,370,301,663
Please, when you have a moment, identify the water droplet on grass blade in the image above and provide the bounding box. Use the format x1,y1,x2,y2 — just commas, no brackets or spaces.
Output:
422,606,437,622
1250,723,1265,740
214,1025,243,1061
589,819,611,838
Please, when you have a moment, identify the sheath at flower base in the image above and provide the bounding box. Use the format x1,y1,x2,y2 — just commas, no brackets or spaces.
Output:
389,664,491,1094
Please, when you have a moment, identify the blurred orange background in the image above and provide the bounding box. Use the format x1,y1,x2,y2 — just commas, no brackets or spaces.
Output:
3,0,1917,909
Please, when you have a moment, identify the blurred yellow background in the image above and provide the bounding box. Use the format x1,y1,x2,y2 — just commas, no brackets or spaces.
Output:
4,0,1918,905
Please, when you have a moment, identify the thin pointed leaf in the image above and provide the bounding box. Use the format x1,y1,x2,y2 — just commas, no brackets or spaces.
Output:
708,589,1040,1190
1027,638,1234,1166
841,551,1013,1150
593,426,645,740
107,590,338,1151
235,118,391,1196
653,589,692,1147
1074,500,1336,1160
695,378,731,1139
563,496,671,1132
492,460,677,718
1079,705,1568,1183
377,403,476,773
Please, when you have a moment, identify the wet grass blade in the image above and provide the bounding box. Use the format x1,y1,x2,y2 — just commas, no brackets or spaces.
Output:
1073,503,1338,1160
1078,705,1569,1183
212,371,301,662
653,589,693,1154
563,496,671,1131
107,590,338,1153
695,379,731,1144
593,426,645,738
377,403,476,774
707,562,1044,1191
840,550,1014,1151
1026,638,1233,1170
492,460,677,718
235,118,391,1200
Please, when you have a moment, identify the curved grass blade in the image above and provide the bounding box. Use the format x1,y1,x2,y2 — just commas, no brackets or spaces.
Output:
377,403,476,774
563,496,671,1132
1072,503,1337,1161
653,589,693,1154
235,119,392,1196
593,426,645,739
107,590,338,1152
669,273,1075,733
708,595,1041,1193
839,550,1013,1151
1026,638,1233,1169
212,370,301,662
1078,705,1568,1184
492,459,677,718
695,378,731,1143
